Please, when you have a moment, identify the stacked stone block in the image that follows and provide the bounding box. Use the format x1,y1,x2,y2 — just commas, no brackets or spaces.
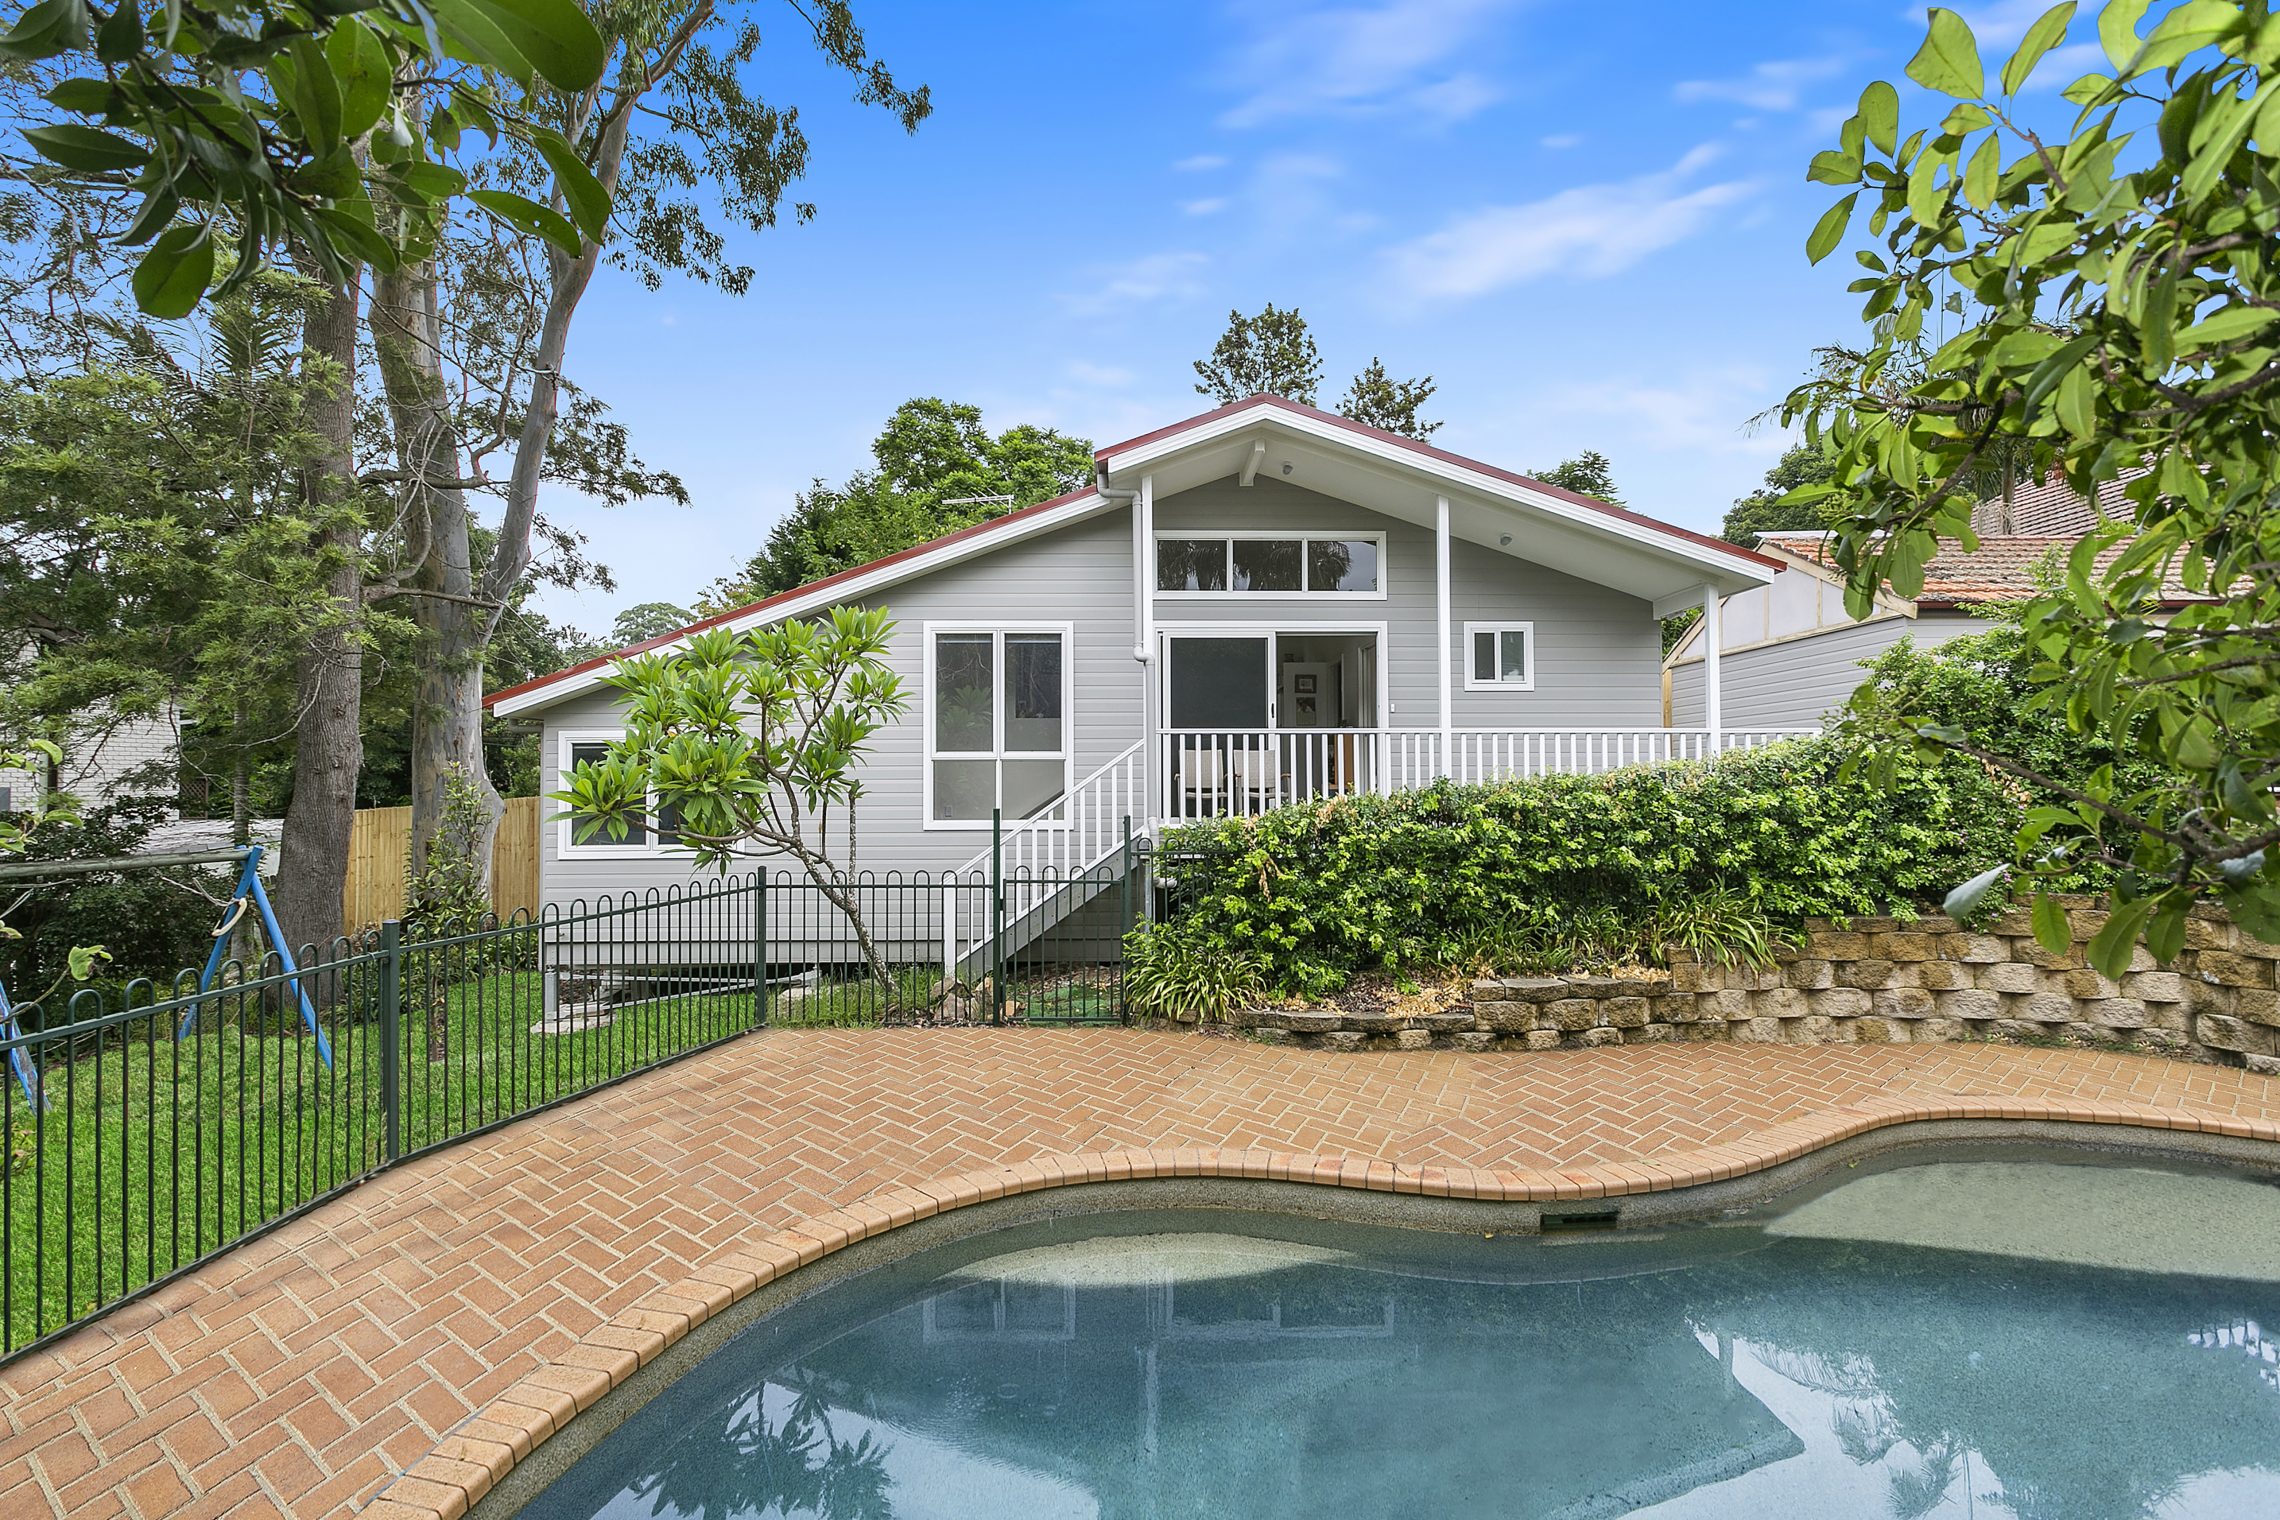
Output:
1228,900,2280,1069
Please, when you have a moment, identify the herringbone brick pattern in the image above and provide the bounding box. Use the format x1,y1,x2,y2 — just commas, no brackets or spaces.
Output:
2,1031,2276,1518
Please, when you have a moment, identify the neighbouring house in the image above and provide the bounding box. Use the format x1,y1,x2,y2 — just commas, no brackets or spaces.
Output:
1661,468,2188,730
0,705,183,819
488,395,1802,967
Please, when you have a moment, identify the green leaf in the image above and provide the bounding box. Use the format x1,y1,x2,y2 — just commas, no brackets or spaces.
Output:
2143,261,2177,372
2182,304,2278,349
1808,149,1863,184
2003,2,2076,94
526,127,609,242
22,122,146,171
1962,130,2001,206
1860,80,1900,154
131,223,215,318
469,187,581,255
452,0,606,92
2022,332,2098,406
2031,892,2072,955
2139,0,2240,72
94,0,141,64
44,76,115,114
326,17,393,140
1908,8,1986,99
276,37,343,155
1943,863,2009,921
2098,0,2151,71
0,0,85,62
2086,895,2153,977
1806,191,1859,264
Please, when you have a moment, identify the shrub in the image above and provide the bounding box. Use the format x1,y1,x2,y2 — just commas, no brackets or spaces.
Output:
1152,735,2029,994
1123,918,1266,1024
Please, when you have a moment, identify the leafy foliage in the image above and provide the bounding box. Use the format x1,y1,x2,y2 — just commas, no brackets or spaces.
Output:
1153,737,2028,994
1337,357,1442,438
703,399,1095,605
404,762,494,941
1722,443,1837,545
1123,916,1267,1023
1782,0,2280,969
1529,450,1622,504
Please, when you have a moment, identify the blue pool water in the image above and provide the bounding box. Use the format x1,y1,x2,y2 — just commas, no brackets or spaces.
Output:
524,1155,2280,1519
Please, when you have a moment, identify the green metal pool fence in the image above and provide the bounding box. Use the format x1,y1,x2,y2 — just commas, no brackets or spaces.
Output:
0,847,1154,1363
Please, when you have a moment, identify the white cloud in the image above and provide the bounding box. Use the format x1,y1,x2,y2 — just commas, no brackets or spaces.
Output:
1539,132,1583,150
1173,153,1230,172
1217,0,1518,127
1181,196,1230,217
1057,251,1211,316
1385,148,1758,300
1543,369,1791,459
1674,55,1848,112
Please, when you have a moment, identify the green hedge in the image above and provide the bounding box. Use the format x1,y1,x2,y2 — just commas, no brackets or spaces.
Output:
1153,735,2029,994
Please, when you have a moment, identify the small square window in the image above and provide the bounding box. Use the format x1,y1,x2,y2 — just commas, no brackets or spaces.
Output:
1156,539,1228,591
1307,539,1379,593
1231,538,1303,591
1464,624,1534,690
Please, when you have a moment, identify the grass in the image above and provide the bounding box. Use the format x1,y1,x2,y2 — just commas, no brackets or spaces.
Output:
1,955,1125,1358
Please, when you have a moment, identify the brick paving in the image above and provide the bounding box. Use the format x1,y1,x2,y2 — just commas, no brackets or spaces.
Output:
3,1030,2278,1518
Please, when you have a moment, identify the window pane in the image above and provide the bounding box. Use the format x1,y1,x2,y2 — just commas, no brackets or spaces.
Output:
1002,759,1067,821
1003,634,1064,752
1471,631,1496,685
1157,538,1228,591
932,760,995,821
567,740,646,844
1307,538,1378,593
1499,630,1529,684
1231,538,1302,591
934,634,994,752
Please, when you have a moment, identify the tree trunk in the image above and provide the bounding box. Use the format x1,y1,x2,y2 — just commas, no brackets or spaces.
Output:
274,274,366,961
371,260,504,908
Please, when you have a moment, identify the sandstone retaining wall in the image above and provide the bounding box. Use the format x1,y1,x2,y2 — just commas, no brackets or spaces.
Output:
1231,903,2280,1071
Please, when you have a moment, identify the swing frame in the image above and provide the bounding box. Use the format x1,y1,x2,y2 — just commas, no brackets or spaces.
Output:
0,842,333,1111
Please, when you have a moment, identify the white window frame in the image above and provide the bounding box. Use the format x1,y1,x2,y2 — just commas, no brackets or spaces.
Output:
1462,621,1536,692
922,622,1076,832
1152,530,1387,600
555,728,677,858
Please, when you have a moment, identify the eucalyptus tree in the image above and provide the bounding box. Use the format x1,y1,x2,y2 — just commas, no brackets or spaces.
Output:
1194,305,1444,436
1785,0,2280,964
366,0,927,901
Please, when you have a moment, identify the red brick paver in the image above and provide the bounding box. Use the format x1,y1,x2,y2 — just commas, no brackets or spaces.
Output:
4,1031,2278,1518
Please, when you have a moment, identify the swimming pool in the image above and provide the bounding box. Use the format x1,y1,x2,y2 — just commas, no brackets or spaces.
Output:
521,1156,2280,1518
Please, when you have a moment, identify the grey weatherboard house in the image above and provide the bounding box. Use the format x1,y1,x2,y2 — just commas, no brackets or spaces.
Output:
487,395,1805,971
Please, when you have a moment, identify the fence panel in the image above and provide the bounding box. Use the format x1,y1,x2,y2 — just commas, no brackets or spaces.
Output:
343,795,542,935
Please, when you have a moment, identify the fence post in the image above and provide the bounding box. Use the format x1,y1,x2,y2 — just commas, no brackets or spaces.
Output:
753,871,769,1029
990,807,1005,1026
378,919,403,1162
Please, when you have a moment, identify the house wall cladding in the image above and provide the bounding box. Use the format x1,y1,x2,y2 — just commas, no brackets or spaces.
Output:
1235,902,2280,1071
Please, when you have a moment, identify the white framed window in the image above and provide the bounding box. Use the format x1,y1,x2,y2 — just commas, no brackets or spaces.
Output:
1154,531,1385,598
1463,622,1535,691
924,625,1073,828
555,730,685,857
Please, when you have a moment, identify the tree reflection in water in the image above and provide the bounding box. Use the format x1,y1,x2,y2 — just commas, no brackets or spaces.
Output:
628,1369,896,1520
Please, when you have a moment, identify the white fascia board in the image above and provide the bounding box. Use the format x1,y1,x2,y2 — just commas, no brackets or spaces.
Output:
1102,407,1776,591
492,492,1111,718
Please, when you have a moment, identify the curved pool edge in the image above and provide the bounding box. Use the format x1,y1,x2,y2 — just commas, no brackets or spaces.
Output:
365,1097,2280,1520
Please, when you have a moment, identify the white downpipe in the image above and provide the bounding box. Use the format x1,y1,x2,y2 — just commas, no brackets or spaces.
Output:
1702,584,1724,749
1435,494,1452,779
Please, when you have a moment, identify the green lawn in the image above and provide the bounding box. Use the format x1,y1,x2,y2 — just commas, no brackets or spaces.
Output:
1,957,1121,1356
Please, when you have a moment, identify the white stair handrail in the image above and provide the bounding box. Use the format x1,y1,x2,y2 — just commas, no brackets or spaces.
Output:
943,741,1147,973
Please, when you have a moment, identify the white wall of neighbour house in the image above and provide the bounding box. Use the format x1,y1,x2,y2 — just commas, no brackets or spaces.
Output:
1667,614,1996,729
0,710,179,814
1150,478,1662,729
537,506,1142,908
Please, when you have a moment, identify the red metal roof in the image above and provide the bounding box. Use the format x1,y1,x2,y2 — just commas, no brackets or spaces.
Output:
489,395,1778,710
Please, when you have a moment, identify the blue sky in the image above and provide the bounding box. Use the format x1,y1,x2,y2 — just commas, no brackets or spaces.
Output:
537,0,2101,631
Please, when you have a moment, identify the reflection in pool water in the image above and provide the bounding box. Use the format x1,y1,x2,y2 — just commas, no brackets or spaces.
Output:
525,1159,2280,1519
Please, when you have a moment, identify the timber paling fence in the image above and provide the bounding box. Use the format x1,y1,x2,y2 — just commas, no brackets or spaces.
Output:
0,849,1150,1364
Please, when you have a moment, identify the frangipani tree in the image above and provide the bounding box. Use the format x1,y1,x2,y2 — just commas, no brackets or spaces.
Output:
553,608,907,984
1784,0,2280,971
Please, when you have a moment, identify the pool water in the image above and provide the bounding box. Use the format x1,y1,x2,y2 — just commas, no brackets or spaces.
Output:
525,1156,2280,1519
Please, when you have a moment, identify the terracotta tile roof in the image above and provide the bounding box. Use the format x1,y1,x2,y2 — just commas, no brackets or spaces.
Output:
1751,531,2210,609
1969,472,2139,536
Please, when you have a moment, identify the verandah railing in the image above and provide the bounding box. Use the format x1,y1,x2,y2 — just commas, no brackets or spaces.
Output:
0,857,1145,1364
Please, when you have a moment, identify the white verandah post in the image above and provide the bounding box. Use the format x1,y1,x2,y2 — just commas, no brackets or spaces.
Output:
1702,582,1723,753
1435,493,1452,779
1136,472,1157,821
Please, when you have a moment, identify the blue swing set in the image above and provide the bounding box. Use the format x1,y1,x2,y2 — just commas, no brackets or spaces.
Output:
0,843,332,1111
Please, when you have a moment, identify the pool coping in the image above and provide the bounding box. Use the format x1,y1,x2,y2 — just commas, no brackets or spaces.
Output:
356,1092,2280,1520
